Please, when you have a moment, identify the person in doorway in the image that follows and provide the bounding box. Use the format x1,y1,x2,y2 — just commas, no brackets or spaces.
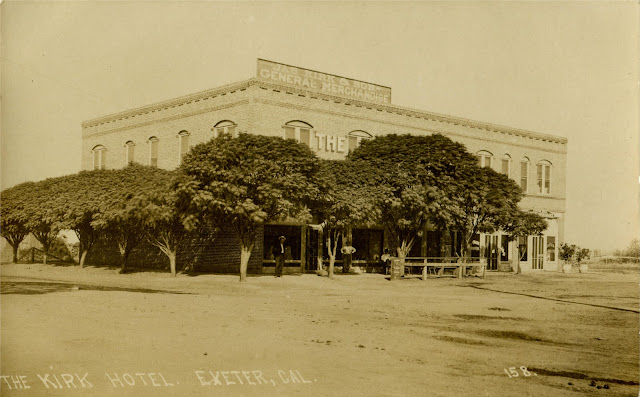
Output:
381,248,392,274
273,236,287,277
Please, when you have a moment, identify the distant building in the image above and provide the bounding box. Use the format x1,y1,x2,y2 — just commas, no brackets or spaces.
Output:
81,59,566,274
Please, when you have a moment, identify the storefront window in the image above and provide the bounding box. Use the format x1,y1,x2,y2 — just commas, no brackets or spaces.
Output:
547,236,556,262
263,225,301,262
351,229,384,261
500,235,510,261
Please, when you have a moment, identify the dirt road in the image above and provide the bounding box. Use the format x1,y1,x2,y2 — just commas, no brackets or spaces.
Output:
1,263,638,396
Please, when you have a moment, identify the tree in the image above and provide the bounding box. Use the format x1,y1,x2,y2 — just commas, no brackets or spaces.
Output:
92,164,174,274
1,182,33,263
446,166,525,262
575,248,590,264
501,210,548,273
142,185,192,276
56,170,114,267
22,177,66,265
175,133,321,282
315,160,384,278
615,238,640,258
380,179,443,260
349,133,477,259
559,243,577,264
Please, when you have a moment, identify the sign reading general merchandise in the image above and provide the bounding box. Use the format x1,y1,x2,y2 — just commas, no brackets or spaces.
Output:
257,59,391,104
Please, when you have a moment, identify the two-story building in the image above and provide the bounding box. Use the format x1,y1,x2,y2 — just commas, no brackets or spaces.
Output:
81,59,567,274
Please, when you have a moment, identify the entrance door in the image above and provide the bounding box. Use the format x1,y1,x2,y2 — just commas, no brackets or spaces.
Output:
531,236,544,270
485,235,499,270
305,227,319,272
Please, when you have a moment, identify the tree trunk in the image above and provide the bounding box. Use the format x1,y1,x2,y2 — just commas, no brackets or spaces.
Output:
239,244,253,282
168,251,177,277
342,230,352,274
119,251,129,274
12,244,18,263
79,250,88,268
42,250,48,265
327,234,335,280
327,231,339,280
397,242,408,277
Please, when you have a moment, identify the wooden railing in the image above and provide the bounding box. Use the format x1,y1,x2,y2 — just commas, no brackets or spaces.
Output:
395,257,486,280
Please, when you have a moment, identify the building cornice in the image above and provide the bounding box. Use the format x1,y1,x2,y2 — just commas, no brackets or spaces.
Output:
82,78,568,146
253,97,568,155
82,79,255,128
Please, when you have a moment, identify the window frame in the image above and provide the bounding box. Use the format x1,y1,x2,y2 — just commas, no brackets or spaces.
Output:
92,145,107,170
212,120,238,138
148,136,159,167
476,150,493,168
347,130,372,152
520,157,530,193
501,154,511,177
283,121,314,149
536,160,552,195
178,130,190,164
125,141,135,165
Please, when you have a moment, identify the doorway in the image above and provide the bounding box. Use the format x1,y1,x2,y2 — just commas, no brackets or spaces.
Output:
531,236,544,270
485,235,499,270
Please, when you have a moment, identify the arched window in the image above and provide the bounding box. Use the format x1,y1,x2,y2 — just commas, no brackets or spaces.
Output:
125,141,135,165
476,150,493,168
92,145,107,170
213,120,237,138
501,154,511,176
148,136,159,167
520,157,530,192
348,130,372,152
283,121,313,147
536,160,552,194
178,130,190,163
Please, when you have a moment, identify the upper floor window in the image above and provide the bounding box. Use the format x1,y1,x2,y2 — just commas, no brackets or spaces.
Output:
125,141,135,165
92,145,107,170
178,131,190,163
148,137,159,167
501,154,511,177
213,120,237,138
520,157,529,193
476,150,493,168
283,121,313,147
348,130,372,152
537,160,552,194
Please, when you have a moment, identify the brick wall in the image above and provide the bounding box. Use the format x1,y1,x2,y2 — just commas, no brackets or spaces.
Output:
83,225,264,274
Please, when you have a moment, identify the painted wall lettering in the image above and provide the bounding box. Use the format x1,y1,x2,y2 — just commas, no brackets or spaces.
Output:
258,59,391,104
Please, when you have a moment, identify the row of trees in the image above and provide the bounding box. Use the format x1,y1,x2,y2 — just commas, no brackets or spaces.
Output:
1,132,548,281
613,238,640,258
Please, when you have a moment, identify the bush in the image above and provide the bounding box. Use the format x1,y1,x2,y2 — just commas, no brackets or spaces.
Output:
559,243,577,264
17,237,72,262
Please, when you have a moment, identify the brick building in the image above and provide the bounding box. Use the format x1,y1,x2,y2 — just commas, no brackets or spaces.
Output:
81,59,567,274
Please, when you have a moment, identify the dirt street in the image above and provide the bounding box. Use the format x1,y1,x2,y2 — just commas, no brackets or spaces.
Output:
1,263,638,396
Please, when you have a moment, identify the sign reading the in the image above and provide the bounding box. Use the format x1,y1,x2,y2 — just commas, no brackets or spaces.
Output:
257,59,391,104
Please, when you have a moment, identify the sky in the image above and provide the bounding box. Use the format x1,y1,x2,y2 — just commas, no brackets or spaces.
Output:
1,1,638,252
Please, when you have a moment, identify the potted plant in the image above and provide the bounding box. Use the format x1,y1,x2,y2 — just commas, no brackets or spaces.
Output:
559,243,576,273
575,248,590,273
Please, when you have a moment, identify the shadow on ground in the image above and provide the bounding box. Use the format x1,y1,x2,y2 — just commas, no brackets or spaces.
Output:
0,281,192,295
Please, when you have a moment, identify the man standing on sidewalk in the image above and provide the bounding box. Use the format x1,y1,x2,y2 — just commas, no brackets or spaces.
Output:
274,235,287,277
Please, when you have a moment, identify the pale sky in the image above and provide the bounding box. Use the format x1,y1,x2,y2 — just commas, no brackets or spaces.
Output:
1,1,638,251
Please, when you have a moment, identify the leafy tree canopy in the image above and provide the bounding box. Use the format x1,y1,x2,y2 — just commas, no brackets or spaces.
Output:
1,182,36,262
91,164,175,273
174,133,321,281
